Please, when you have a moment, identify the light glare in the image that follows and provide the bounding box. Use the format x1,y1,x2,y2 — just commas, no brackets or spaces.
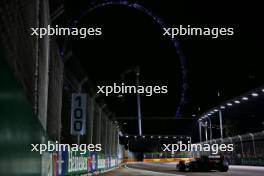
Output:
227,103,232,106
252,93,258,97
242,97,248,100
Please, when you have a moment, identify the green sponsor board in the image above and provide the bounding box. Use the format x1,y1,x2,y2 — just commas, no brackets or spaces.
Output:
97,154,106,171
66,150,89,175
64,150,119,175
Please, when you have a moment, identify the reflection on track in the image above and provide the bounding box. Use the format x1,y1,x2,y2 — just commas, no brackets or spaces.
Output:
128,162,264,176
100,162,264,176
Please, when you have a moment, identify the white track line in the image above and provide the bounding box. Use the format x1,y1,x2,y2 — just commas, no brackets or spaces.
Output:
124,165,186,176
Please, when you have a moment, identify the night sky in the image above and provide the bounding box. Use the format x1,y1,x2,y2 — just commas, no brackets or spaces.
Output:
61,0,264,136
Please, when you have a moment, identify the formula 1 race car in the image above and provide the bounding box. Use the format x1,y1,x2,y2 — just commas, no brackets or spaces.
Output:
177,155,229,172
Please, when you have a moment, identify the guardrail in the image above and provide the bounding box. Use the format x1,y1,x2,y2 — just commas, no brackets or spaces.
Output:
205,131,264,166
143,132,264,166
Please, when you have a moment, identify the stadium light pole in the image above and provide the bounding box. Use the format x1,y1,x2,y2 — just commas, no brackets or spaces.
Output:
219,110,223,139
203,116,212,141
217,91,224,139
205,122,208,142
121,66,142,136
198,119,202,142
136,66,142,136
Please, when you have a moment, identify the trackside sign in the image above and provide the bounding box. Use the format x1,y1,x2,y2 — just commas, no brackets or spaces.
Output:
71,93,87,135
67,151,88,174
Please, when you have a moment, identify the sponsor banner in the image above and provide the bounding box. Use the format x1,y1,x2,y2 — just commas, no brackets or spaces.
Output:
87,155,92,173
107,156,111,169
53,153,57,176
90,152,97,172
110,157,116,168
56,150,120,175
66,150,88,175
105,156,109,169
54,150,67,176
97,154,106,170
41,152,53,176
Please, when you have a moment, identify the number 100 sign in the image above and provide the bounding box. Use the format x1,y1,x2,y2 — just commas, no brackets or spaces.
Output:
71,93,87,135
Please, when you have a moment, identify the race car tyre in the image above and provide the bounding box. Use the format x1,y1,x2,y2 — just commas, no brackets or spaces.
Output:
178,161,186,171
219,161,229,172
